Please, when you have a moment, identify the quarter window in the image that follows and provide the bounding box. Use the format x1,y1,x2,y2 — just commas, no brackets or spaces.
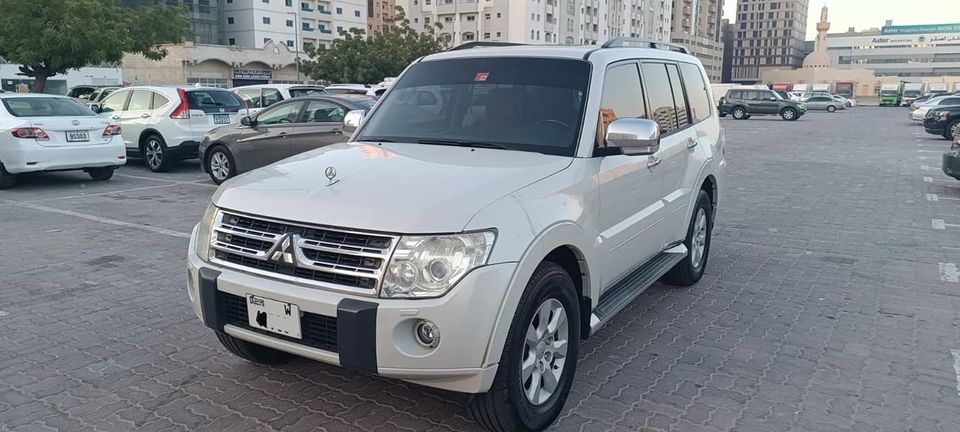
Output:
640,63,679,134
678,63,711,123
151,93,170,109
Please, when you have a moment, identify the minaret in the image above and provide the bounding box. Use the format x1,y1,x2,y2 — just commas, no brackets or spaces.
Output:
802,6,833,68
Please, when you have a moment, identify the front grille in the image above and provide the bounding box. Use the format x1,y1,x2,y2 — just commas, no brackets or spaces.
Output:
210,211,397,294
222,292,338,353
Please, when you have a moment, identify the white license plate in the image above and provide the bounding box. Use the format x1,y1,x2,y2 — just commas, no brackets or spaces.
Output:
66,130,89,142
213,114,230,124
246,295,301,339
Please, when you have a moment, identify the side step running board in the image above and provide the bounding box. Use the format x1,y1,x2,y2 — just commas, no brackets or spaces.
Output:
589,245,687,335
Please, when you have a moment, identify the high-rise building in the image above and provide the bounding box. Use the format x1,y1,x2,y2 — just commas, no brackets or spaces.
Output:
221,0,368,51
368,0,397,36
670,0,723,82
395,0,671,46
720,18,735,82
121,0,223,45
729,0,808,83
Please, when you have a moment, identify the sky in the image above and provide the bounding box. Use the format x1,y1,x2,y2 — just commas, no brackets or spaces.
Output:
722,0,960,40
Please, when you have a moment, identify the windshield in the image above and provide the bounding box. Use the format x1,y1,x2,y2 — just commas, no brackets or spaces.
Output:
289,87,328,98
880,90,897,96
2,97,96,117
186,90,244,113
355,57,590,157
904,91,921,97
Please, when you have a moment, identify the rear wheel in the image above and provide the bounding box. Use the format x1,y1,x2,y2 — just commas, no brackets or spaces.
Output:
0,163,16,189
87,166,115,181
206,146,236,184
663,190,713,287
780,108,798,121
731,107,747,119
826,105,837,113
215,332,293,365
142,134,170,172
467,261,580,432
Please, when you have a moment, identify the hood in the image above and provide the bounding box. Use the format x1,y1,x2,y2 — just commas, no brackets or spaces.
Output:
213,142,572,233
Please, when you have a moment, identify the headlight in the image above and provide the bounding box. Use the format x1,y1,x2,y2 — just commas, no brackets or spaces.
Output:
381,231,496,298
936,111,950,121
195,203,218,261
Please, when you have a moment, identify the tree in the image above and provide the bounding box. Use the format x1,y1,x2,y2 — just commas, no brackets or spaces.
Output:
300,8,447,84
0,0,191,93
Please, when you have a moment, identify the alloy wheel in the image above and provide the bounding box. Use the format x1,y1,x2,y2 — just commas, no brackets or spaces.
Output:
145,140,163,170
521,298,569,406
210,151,231,181
691,208,707,269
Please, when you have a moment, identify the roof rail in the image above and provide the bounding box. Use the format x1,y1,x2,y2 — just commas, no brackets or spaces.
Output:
448,42,526,51
601,38,690,54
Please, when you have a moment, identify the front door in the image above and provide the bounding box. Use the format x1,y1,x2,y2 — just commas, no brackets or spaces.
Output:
753,91,779,114
119,90,154,147
290,100,348,155
595,61,667,293
234,100,304,170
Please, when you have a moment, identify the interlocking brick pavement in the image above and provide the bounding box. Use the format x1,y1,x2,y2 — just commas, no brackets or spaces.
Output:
1,108,959,431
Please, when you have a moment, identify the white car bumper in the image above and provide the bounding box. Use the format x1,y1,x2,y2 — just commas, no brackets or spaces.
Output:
186,229,515,393
1,138,126,174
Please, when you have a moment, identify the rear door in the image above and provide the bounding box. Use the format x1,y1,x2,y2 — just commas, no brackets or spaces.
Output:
234,100,304,170
119,90,153,145
289,99,347,155
97,90,133,148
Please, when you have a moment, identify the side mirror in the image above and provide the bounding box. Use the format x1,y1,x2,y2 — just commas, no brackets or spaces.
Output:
240,116,253,127
604,118,660,156
343,109,365,133
89,104,101,114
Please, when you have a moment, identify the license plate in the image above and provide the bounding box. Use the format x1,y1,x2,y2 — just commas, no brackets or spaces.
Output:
246,295,301,339
213,114,230,124
66,130,89,142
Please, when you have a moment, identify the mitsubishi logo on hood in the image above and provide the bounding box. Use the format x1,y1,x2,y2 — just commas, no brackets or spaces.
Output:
266,234,297,265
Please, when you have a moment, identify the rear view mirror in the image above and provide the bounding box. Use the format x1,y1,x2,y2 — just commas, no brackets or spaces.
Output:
89,104,101,114
343,110,365,133
240,116,253,127
416,91,438,106
604,118,660,156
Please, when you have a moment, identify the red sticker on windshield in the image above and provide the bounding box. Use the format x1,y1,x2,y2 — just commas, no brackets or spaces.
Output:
474,72,489,82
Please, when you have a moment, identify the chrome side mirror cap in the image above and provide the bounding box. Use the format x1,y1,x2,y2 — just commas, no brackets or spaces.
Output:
604,118,661,156
343,109,366,133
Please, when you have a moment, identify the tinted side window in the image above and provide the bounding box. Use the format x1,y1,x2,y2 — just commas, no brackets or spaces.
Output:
100,91,129,113
640,63,679,134
940,98,960,105
127,90,153,111
237,89,262,108
302,100,345,123
256,101,304,125
727,90,742,99
679,63,710,123
263,89,283,107
666,64,689,127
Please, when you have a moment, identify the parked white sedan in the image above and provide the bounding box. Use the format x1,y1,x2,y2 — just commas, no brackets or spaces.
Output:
0,94,125,189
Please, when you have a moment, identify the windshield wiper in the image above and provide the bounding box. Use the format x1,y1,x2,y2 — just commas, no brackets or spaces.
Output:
415,139,509,150
355,136,396,142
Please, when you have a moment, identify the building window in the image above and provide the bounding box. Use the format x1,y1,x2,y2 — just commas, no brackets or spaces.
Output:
355,10,360,17
444,16,452,22
466,15,475,21
414,17,418,23
287,40,294,47
261,0,269,3
264,37,272,43
485,13,490,19
496,31,501,37
227,0,233,3
227,17,234,24
337,26,343,33
336,7,342,13
262,16,271,24
530,30,534,39
425,17,430,23
484,32,490,39
496,12,501,18
286,19,293,27
286,0,293,5
228,37,236,45
463,32,475,41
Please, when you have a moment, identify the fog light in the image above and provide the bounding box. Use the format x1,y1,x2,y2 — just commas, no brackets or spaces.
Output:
414,320,440,348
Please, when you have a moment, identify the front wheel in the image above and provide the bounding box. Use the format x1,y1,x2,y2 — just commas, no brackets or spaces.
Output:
663,190,713,287
944,120,960,140
826,105,837,113
780,108,798,121
205,146,236,184
731,107,747,119
87,166,115,181
468,261,580,432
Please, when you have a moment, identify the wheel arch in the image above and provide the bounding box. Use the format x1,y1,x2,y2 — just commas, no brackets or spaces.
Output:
138,129,165,153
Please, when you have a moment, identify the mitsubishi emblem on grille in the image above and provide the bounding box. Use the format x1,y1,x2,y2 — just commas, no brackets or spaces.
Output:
266,234,297,265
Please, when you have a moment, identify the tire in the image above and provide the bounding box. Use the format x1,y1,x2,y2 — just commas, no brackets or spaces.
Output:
141,134,170,172
468,261,581,432
215,332,293,365
663,190,713,287
87,166,115,181
826,105,837,113
780,108,798,121
945,120,960,140
205,146,236,185
0,163,16,190
731,107,747,120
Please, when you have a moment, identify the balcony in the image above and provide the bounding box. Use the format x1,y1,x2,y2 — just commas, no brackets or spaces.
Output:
301,6,314,12
318,8,331,14
302,25,315,32
319,28,333,34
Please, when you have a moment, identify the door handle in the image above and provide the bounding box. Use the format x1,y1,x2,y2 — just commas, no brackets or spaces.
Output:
686,137,698,149
140,113,150,119
278,132,288,138
646,154,662,169
111,115,120,120
331,129,342,134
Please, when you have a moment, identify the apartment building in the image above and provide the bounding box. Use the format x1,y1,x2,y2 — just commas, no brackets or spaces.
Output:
222,0,368,51
729,0,808,83
396,0,671,46
670,0,723,82
368,0,397,35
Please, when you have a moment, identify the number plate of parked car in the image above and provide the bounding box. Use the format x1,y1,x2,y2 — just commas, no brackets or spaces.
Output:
246,294,301,339
213,114,230,124
66,130,89,142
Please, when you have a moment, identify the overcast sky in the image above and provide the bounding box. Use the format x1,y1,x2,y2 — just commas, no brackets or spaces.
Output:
722,0,960,40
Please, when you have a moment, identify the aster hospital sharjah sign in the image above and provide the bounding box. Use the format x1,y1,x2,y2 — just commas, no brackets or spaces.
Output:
880,23,960,35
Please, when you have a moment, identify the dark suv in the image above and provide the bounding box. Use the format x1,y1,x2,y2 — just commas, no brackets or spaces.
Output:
719,88,806,121
924,105,960,140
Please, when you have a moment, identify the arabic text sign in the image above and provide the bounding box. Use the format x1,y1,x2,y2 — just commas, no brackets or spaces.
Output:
868,34,960,46
881,24,960,35
232,69,273,80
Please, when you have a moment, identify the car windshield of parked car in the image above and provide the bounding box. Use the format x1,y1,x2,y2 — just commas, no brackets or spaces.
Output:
289,88,327,98
355,57,590,157
186,90,244,113
2,97,96,117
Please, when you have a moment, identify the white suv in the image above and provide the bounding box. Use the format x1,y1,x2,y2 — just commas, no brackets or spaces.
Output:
187,39,725,431
231,84,328,116
94,86,245,172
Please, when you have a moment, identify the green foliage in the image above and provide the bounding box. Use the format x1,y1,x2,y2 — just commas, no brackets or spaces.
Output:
0,0,191,92
300,8,448,84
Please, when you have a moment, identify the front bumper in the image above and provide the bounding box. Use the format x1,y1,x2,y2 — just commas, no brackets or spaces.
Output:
1,139,126,174
186,235,515,393
923,117,947,135
944,150,960,180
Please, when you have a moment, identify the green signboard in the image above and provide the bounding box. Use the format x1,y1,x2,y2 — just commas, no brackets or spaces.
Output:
881,23,960,35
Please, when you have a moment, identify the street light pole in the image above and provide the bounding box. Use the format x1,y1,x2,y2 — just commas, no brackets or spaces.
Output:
287,10,302,83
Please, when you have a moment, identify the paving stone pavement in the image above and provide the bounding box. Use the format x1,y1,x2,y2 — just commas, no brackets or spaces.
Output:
1,107,959,431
